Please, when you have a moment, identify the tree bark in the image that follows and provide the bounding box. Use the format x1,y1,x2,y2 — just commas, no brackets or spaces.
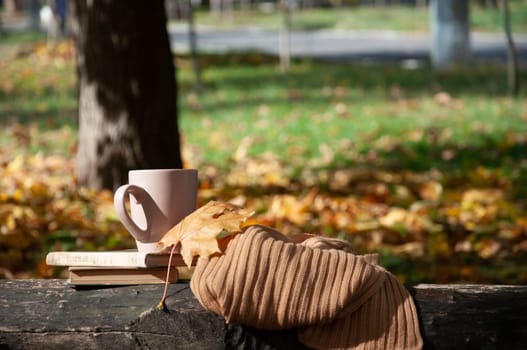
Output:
26,0,40,31
503,0,518,97
188,1,202,93
71,0,183,191
429,0,471,71
279,0,291,73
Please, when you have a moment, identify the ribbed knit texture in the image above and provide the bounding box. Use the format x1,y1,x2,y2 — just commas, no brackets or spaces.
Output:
190,225,423,350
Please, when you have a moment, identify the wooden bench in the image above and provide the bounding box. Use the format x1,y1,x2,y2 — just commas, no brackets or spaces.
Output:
0,280,525,349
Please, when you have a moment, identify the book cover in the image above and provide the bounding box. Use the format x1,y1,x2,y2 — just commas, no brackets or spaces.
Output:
68,266,195,286
46,250,194,268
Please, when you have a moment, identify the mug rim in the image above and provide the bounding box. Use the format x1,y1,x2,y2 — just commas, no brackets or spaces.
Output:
128,168,197,173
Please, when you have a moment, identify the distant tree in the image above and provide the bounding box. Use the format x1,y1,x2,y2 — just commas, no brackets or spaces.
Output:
429,0,470,71
165,0,201,93
27,0,40,31
70,0,183,190
209,0,233,20
503,0,518,96
188,0,202,93
476,0,499,9
279,0,292,72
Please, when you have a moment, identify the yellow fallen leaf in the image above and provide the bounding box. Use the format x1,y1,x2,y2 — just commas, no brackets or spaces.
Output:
419,181,443,202
157,201,254,267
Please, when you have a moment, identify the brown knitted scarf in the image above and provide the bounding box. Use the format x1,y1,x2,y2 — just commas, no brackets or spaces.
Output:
191,225,423,350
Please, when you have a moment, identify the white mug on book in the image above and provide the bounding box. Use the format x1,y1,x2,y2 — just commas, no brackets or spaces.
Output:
114,169,198,253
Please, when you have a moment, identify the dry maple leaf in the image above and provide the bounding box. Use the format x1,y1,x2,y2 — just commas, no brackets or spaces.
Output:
157,201,254,267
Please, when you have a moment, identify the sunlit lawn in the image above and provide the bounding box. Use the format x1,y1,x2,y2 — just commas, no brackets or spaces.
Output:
188,2,527,34
4,47,524,177
178,56,527,173
1,3,527,282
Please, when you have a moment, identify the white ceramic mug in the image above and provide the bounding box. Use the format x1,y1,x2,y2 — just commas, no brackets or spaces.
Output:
114,169,198,253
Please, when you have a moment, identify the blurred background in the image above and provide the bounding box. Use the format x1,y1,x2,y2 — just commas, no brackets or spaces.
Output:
0,0,526,284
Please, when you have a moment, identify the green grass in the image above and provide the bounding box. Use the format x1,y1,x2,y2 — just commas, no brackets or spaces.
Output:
471,1,527,33
0,41,77,155
2,47,526,179
179,58,527,284
177,57,527,174
1,37,527,282
0,31,46,46
1,40,525,180
188,2,527,34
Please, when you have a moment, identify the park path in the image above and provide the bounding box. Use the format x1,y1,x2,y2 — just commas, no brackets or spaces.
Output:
169,24,527,65
3,16,526,65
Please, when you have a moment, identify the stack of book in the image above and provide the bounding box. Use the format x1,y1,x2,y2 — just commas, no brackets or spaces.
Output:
46,250,195,286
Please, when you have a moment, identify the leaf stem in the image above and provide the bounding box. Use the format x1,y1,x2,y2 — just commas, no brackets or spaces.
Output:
157,244,177,310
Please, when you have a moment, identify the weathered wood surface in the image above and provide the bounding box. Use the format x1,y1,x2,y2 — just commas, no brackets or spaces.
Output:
409,284,527,350
0,280,525,349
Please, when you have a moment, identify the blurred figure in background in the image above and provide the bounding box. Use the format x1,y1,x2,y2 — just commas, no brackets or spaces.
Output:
54,0,66,36
39,0,67,41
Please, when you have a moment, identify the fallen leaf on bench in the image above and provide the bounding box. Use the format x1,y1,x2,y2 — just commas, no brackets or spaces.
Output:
157,201,254,267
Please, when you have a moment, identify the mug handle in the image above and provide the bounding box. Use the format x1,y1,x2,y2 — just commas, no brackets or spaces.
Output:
113,184,151,243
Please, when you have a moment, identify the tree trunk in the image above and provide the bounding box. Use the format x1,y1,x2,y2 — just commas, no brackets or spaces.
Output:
429,0,470,71
279,0,291,72
26,0,40,31
503,0,518,97
210,0,221,18
70,0,183,191
188,0,202,93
